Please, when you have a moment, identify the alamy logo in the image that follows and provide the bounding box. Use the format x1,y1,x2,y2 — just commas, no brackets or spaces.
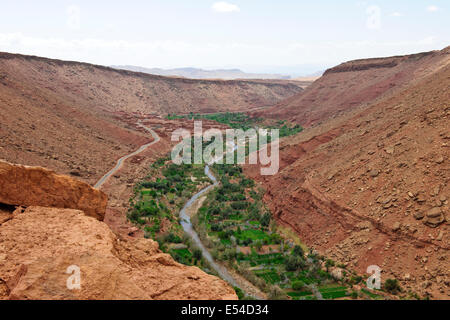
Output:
66,265,81,290
366,265,381,290
366,5,381,30
171,121,280,175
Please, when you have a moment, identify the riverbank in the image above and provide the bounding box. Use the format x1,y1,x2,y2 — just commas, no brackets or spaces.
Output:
125,115,391,300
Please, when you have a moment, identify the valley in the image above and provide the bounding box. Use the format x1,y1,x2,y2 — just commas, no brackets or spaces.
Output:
0,46,448,300
124,113,393,300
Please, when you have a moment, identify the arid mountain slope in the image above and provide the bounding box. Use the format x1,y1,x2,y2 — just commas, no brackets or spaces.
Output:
245,62,449,298
255,47,450,127
0,59,150,185
0,52,301,185
0,52,303,115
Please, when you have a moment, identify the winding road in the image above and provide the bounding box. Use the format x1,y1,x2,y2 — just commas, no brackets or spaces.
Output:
94,121,160,189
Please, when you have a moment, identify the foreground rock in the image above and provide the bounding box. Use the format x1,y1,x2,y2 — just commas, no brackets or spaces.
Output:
0,207,237,300
0,160,107,220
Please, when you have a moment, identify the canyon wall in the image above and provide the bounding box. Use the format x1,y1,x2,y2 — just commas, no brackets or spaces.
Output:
0,52,302,185
245,54,450,298
254,46,450,127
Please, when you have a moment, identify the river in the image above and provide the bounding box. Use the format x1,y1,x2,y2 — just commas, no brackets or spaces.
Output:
96,120,264,299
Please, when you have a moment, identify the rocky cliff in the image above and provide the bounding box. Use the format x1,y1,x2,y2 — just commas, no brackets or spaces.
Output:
0,207,236,300
0,160,107,220
0,162,237,300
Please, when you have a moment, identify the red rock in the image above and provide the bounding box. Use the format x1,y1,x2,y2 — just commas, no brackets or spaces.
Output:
0,207,237,300
0,160,107,221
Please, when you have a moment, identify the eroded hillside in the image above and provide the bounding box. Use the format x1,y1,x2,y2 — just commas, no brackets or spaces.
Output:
0,52,302,115
0,52,302,185
255,47,450,127
245,61,449,298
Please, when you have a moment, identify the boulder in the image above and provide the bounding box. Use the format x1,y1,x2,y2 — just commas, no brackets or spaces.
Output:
330,267,344,280
369,169,380,178
423,207,445,228
392,222,401,232
0,160,107,221
414,211,424,220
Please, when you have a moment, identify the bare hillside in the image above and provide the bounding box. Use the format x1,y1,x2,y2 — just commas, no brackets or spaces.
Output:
255,47,450,127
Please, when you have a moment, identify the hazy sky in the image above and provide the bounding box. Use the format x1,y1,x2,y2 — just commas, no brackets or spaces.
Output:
0,0,448,75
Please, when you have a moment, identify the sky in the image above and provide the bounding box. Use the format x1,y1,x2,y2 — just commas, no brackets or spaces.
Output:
0,0,448,75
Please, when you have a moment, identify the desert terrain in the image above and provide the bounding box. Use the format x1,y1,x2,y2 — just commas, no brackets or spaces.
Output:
0,46,448,300
245,47,450,298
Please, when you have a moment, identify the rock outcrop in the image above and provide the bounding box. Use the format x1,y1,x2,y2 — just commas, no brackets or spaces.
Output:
0,160,107,220
0,206,237,300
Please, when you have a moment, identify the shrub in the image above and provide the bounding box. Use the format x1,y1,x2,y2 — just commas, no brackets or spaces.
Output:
193,248,203,260
325,259,335,271
268,285,287,300
211,223,223,232
260,212,271,227
285,256,306,272
292,245,304,258
384,279,401,294
240,178,255,188
234,287,245,300
216,193,228,202
231,193,246,201
231,201,249,210
350,275,363,284
164,233,182,243
292,281,306,291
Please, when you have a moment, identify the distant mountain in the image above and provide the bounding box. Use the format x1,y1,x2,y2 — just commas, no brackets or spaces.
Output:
111,65,291,80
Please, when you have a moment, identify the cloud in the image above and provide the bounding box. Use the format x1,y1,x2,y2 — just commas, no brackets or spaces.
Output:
427,5,439,12
212,2,240,13
390,12,404,17
0,32,445,68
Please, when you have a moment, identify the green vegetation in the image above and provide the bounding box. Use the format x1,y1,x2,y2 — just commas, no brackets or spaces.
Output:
360,288,383,300
318,285,349,299
127,155,214,272
191,161,352,300
168,112,258,130
384,278,401,294
292,281,306,291
127,113,398,300
167,112,303,138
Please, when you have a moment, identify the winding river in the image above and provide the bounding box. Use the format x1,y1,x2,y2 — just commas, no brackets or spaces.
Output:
179,143,266,299
96,120,264,299
179,165,240,284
